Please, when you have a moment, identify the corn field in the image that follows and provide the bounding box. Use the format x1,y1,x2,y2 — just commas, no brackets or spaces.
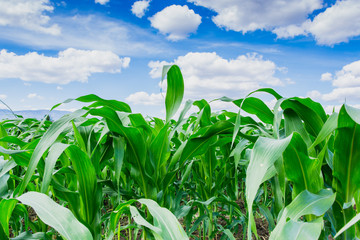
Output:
1,65,360,239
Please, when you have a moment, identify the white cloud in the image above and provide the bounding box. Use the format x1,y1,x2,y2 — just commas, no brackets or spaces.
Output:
150,52,283,93
0,14,170,57
131,0,150,18
0,94,7,100
311,60,360,102
0,48,130,84
307,90,322,99
0,0,60,35
188,0,321,33
126,91,164,105
149,5,201,41
321,72,332,81
188,0,360,45
27,93,44,100
128,52,285,105
56,86,63,90
307,0,360,45
95,0,110,5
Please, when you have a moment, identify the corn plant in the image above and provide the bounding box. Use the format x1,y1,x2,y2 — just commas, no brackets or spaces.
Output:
1,64,360,239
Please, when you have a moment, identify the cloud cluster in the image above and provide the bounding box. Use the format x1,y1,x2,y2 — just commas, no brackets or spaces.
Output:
131,0,151,18
188,0,360,45
126,91,163,105
321,60,360,101
306,0,360,45
95,0,110,5
127,52,285,105
308,59,360,102
149,5,201,41
0,0,60,35
27,93,44,100
0,14,170,57
188,0,321,33
0,48,130,84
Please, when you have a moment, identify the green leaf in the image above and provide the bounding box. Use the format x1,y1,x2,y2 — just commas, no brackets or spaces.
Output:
177,121,233,167
333,105,360,204
281,98,325,138
41,143,69,193
113,136,125,188
308,112,338,151
16,109,87,196
283,132,323,198
17,192,93,240
0,199,17,236
269,189,336,240
245,135,293,239
233,97,274,124
163,65,184,122
65,145,98,227
335,210,360,238
130,199,188,240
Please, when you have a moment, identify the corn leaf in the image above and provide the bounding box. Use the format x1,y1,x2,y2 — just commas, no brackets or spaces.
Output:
269,189,336,240
17,192,93,240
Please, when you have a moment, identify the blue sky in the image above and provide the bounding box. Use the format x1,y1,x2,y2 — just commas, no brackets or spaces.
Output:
0,0,360,117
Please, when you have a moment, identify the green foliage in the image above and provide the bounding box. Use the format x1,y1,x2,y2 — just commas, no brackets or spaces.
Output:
0,64,360,239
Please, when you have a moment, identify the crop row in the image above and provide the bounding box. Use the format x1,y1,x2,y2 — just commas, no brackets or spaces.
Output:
1,65,360,239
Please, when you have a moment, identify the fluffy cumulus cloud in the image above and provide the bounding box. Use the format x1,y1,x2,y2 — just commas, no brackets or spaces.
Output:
149,5,201,41
188,0,321,33
95,0,110,5
188,0,360,45
27,93,44,100
131,0,150,18
306,0,360,45
0,14,169,57
127,52,285,105
308,60,360,102
0,0,60,35
0,48,130,84
322,60,360,101
126,91,163,105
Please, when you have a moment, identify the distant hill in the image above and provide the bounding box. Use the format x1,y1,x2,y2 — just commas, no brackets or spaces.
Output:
0,109,71,121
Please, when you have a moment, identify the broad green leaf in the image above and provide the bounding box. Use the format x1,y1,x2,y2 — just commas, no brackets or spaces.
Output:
150,124,170,185
281,98,325,138
17,192,93,240
16,109,87,196
89,107,153,199
333,105,360,204
269,189,336,240
65,145,98,227
52,94,131,113
41,143,69,193
279,218,323,240
309,112,338,151
178,121,233,167
163,65,184,122
109,200,136,232
284,109,312,148
0,159,17,179
332,105,360,239
233,97,274,124
113,136,125,188
0,199,17,236
335,210,360,238
283,132,323,198
246,135,293,239
131,199,188,240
